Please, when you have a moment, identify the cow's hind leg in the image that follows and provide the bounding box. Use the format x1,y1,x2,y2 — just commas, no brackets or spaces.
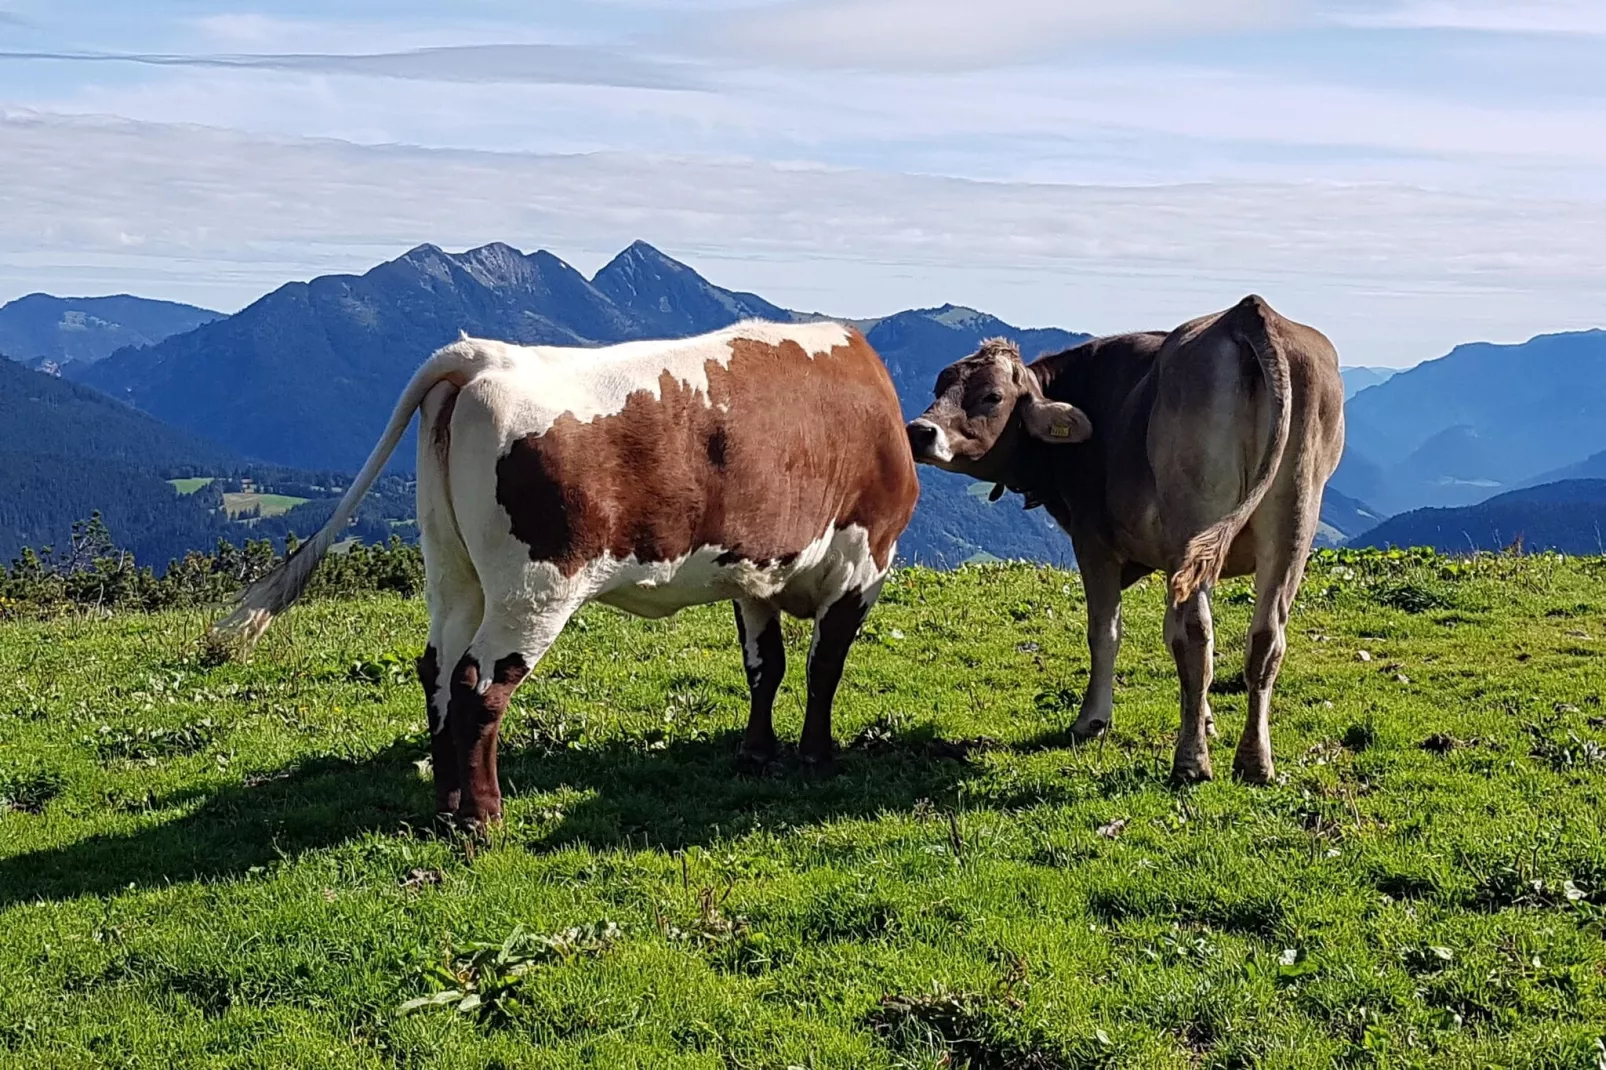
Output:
799,580,883,768
448,596,579,828
420,578,482,815
734,599,785,770
1235,524,1315,785
416,381,482,815
1165,586,1216,782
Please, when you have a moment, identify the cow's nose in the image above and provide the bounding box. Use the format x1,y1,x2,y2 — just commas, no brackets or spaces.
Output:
906,421,938,454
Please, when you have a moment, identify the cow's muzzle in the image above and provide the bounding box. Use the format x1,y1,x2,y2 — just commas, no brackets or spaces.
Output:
905,419,953,464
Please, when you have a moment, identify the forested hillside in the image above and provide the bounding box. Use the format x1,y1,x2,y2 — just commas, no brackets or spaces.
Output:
0,356,239,563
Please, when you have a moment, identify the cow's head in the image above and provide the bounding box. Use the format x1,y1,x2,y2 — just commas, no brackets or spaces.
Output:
906,338,1091,482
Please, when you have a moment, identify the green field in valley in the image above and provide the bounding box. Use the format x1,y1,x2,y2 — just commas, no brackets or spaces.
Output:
164,479,311,518
167,478,216,496
2,552,1605,1068
221,492,311,519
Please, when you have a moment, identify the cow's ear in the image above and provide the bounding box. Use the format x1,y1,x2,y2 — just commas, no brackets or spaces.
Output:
1019,395,1092,444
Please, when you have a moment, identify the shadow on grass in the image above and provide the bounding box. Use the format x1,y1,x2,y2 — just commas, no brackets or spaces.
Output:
0,726,989,907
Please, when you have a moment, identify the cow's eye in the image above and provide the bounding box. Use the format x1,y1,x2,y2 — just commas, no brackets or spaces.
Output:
981,392,1003,406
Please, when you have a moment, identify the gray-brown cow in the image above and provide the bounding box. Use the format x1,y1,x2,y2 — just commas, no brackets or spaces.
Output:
906,295,1344,783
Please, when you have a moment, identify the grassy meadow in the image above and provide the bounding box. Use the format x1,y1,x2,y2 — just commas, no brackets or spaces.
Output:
2,551,1605,1068
221,492,312,519
167,478,217,496
166,478,310,517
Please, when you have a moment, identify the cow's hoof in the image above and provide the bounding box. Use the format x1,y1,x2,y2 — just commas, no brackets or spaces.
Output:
1232,752,1275,785
453,804,502,836
797,745,838,775
735,743,779,775
1170,756,1214,784
1070,717,1108,742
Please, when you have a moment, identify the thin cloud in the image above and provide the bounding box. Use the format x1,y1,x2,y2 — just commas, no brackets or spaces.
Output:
1341,0,1606,35
2,111,1602,364
685,0,1300,70
0,43,704,90
0,10,32,27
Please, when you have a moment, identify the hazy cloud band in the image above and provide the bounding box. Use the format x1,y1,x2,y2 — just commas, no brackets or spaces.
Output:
0,43,703,90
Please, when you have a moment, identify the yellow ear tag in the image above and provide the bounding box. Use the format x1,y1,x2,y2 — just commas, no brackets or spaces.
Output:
1050,421,1072,438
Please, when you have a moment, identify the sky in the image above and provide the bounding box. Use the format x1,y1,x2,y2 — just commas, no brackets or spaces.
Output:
1,1,1604,366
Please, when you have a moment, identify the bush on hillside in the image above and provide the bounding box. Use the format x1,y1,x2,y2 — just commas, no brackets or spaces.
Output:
1,513,423,620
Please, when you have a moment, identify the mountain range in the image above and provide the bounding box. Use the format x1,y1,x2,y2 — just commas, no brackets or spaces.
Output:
6,238,1602,568
1340,366,1396,398
66,241,1102,565
1334,329,1606,514
0,293,220,370
78,242,791,469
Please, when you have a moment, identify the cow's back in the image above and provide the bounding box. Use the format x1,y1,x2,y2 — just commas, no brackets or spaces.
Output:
451,323,916,608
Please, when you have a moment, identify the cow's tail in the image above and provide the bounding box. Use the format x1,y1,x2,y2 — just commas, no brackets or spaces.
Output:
1170,295,1292,606
209,338,483,653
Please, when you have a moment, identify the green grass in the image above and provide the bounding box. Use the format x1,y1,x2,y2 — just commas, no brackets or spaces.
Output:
167,477,216,495
221,491,311,519
3,554,1606,1068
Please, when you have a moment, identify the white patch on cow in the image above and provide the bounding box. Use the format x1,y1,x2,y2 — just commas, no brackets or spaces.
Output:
454,319,853,447
586,522,884,622
910,418,953,462
737,604,766,671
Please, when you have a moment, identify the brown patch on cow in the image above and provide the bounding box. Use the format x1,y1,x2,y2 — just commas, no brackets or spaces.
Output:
447,651,531,823
495,331,918,576
706,426,728,469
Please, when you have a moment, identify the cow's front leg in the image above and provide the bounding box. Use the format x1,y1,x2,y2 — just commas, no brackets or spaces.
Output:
1071,554,1123,739
1165,585,1216,782
800,583,880,768
448,602,575,828
733,599,785,770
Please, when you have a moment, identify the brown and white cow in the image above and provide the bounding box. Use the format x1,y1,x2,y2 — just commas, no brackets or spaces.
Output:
214,321,919,826
907,295,1344,784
